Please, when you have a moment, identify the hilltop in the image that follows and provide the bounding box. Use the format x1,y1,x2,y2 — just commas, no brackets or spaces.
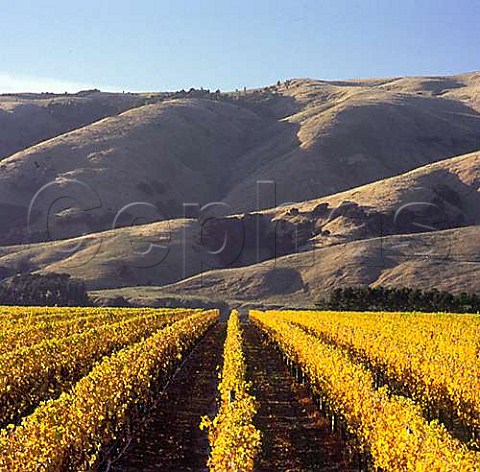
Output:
0,72,479,305
0,90,143,160
1,72,480,246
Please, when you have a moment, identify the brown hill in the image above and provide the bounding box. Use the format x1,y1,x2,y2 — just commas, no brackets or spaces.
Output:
262,150,480,247
0,99,268,244
1,72,480,246
223,77,480,212
0,218,214,290
92,226,480,307
0,90,142,160
0,150,478,296
377,72,480,111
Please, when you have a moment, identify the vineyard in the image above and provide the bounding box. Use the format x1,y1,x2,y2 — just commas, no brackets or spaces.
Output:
0,306,479,471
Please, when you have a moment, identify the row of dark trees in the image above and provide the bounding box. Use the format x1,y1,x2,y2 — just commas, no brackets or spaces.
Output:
0,272,477,313
0,273,92,306
316,286,480,313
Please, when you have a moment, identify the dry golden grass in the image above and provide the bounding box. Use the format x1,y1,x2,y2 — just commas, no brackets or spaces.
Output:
1,73,480,303
1,72,480,245
95,226,479,307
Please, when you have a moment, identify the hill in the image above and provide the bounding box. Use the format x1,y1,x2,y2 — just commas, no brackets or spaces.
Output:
1,73,480,246
0,99,268,245
0,90,143,160
223,73,480,212
262,150,480,247
0,149,477,297
92,225,480,307
0,218,213,290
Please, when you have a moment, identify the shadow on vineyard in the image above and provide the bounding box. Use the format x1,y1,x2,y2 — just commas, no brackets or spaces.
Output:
105,323,226,472
242,322,357,471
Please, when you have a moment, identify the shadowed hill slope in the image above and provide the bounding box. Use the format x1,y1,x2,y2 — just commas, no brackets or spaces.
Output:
0,98,270,244
0,90,143,160
223,85,480,212
1,72,480,305
1,72,480,246
0,150,478,296
93,226,480,307
262,150,480,247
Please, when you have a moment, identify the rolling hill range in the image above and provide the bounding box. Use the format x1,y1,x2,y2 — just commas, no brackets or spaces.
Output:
0,72,479,306
223,73,480,212
0,98,270,245
0,90,143,160
92,225,480,307
0,149,478,301
1,72,480,247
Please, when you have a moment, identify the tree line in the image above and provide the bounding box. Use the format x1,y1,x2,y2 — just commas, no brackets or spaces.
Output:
0,273,478,313
0,273,92,306
316,286,480,313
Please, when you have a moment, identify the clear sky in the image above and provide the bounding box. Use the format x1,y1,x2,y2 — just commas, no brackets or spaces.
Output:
1,0,479,93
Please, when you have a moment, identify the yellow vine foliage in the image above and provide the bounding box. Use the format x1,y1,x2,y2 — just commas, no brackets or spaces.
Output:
0,309,140,353
0,306,193,329
263,309,480,437
0,308,192,426
202,310,261,472
251,310,480,472
0,306,134,326
0,309,218,471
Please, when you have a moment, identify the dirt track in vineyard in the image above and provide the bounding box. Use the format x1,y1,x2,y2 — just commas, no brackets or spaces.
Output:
243,322,355,472
111,322,225,472
110,320,355,472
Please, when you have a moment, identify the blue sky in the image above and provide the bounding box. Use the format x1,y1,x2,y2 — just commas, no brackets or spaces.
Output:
1,0,479,93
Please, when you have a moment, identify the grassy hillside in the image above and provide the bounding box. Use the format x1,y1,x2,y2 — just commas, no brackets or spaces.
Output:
223,73,480,211
0,90,143,159
0,218,220,290
93,226,479,307
1,72,479,305
1,73,480,246
263,150,480,246
0,98,268,244
0,149,478,297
